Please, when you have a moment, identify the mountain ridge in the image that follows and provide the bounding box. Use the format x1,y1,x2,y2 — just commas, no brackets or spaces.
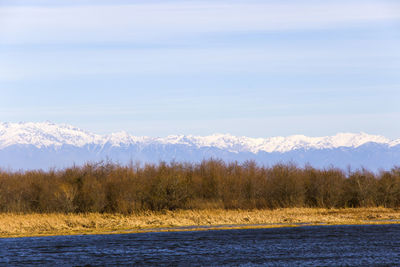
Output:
0,122,399,171
0,121,398,153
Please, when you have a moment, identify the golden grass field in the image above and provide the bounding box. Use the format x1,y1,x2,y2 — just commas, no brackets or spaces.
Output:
1,208,400,238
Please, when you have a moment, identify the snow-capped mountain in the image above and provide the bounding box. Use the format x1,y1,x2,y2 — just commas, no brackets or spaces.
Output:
0,121,399,171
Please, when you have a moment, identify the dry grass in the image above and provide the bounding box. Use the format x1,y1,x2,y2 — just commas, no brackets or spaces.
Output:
1,208,400,238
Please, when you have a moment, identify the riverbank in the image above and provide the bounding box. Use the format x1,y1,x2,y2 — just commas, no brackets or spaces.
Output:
1,207,400,238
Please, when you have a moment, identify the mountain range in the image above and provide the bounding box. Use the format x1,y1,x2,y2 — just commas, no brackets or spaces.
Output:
0,122,399,171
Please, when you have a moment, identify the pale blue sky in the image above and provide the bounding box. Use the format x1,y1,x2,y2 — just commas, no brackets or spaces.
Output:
0,0,399,138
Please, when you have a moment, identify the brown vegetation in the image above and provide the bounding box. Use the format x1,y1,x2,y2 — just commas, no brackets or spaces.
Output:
1,208,400,238
0,160,400,213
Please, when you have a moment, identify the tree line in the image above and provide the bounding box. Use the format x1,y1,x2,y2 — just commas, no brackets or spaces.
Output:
0,160,399,213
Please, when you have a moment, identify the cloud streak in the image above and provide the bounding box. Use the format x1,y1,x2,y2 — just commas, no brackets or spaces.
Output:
1,44,398,81
1,1,399,44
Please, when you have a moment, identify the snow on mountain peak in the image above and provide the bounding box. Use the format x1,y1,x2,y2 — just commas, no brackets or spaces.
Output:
104,131,134,146
0,121,101,149
0,122,395,153
103,131,153,147
390,138,400,147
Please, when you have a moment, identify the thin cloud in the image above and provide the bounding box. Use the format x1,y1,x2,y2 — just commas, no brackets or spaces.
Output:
0,1,399,44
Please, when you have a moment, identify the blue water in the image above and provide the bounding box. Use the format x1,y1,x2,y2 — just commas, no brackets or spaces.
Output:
1,224,400,266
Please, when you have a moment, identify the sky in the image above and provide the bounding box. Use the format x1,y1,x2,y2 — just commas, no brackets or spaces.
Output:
0,0,399,138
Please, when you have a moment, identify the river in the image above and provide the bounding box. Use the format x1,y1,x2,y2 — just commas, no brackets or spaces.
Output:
1,224,400,266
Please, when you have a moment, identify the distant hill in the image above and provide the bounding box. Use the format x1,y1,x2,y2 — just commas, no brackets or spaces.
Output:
0,122,399,171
